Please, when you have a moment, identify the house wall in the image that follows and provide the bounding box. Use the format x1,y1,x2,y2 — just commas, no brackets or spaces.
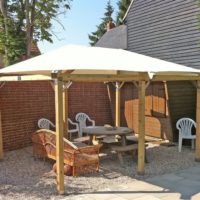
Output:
0,81,112,151
125,0,200,141
126,0,200,69
167,81,196,142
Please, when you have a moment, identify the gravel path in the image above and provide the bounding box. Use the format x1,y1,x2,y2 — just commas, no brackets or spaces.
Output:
0,143,198,199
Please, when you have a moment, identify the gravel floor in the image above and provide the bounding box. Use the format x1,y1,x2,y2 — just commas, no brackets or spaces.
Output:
0,143,198,200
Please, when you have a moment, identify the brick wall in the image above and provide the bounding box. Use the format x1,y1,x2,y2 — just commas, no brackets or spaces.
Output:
0,80,173,152
0,81,112,151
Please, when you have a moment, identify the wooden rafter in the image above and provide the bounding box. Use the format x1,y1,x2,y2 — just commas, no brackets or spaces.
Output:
0,75,51,81
62,73,149,82
152,74,200,81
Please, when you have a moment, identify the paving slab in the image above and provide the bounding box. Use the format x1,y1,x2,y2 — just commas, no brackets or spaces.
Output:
64,165,200,200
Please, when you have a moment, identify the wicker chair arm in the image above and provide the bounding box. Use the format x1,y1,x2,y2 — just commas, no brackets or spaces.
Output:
44,142,76,156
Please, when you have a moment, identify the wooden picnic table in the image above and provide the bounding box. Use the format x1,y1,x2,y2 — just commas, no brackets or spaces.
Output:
82,126,134,146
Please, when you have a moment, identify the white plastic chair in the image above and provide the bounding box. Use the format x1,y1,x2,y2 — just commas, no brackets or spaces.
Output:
176,118,196,152
75,113,95,137
68,118,79,140
38,118,55,130
38,118,79,140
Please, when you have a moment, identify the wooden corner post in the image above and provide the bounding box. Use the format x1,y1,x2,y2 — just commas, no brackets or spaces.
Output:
0,111,3,159
63,84,68,139
115,82,124,127
115,82,121,127
137,81,146,174
55,79,65,194
195,80,200,161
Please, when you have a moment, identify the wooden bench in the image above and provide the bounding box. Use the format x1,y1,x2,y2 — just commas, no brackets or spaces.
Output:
73,136,90,143
111,144,148,165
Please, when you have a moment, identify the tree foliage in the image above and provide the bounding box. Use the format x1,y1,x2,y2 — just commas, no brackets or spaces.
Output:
116,0,131,26
88,0,114,46
0,0,71,66
88,0,131,46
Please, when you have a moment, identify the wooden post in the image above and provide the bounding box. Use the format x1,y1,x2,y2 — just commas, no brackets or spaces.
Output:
0,111,3,159
115,82,120,127
195,81,200,161
137,81,146,174
55,79,65,194
63,85,68,139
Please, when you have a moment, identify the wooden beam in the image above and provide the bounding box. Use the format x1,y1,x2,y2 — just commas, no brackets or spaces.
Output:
70,70,118,75
137,81,146,175
195,80,200,161
115,82,121,127
62,73,149,82
0,111,3,159
55,79,65,194
0,75,51,81
63,85,68,139
153,75,200,81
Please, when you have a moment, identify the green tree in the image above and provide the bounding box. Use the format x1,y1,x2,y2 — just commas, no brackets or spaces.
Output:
88,0,114,46
116,0,131,26
0,0,71,66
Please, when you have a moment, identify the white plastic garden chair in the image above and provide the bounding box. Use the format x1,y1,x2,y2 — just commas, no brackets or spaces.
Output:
67,118,79,140
75,113,95,137
176,118,196,152
38,118,55,130
38,118,79,140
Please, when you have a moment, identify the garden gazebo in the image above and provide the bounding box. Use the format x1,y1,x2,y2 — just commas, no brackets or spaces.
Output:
0,45,200,194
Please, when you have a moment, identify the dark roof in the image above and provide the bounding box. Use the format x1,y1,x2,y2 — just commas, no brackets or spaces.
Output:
95,25,127,49
126,0,200,69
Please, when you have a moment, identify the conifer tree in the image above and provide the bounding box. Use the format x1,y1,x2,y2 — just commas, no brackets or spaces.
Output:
116,0,131,26
88,0,114,46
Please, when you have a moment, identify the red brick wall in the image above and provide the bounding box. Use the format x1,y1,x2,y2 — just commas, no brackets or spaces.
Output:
0,80,173,152
0,81,112,151
0,81,55,151
68,82,113,125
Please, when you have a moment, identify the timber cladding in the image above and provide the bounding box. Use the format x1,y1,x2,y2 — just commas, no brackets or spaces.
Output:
126,0,200,69
0,81,112,151
125,0,200,141
167,81,196,142
107,82,173,140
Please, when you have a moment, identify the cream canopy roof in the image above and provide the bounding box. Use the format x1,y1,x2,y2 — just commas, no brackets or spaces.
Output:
0,45,200,79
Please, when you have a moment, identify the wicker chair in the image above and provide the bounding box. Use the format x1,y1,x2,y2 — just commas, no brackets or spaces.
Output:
31,129,102,176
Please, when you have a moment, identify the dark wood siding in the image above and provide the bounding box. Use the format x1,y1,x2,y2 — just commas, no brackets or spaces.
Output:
167,81,196,141
126,0,200,69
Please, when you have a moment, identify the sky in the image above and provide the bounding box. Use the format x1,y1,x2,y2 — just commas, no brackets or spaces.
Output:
38,0,119,53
